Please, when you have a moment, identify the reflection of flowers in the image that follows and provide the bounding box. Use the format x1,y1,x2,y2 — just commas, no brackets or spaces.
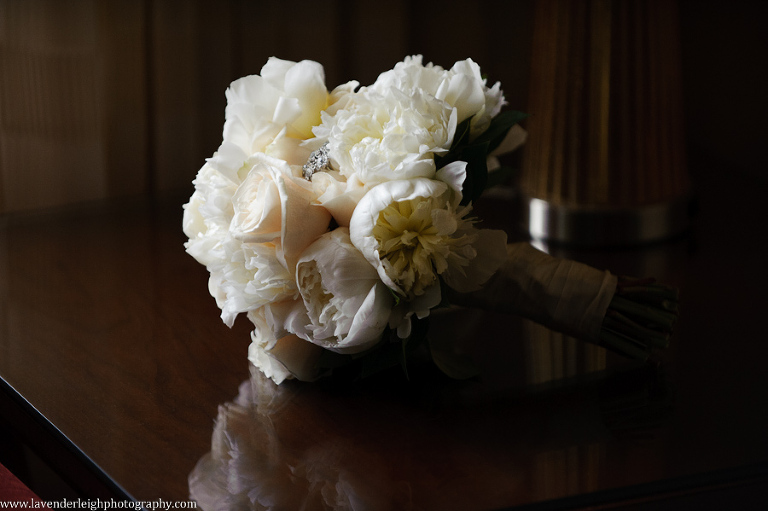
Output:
188,362,671,509
188,367,420,510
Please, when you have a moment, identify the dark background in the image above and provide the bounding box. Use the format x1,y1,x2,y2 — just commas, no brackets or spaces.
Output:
0,0,766,213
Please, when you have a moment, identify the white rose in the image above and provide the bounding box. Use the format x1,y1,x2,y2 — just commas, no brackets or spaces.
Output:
349,162,508,300
229,153,331,271
371,55,505,139
311,87,456,185
208,237,297,327
268,228,393,354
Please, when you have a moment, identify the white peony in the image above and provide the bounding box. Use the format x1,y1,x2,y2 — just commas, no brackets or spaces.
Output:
247,308,294,385
183,162,238,268
349,162,508,300
206,57,358,184
311,87,456,185
267,228,393,354
208,237,298,327
222,58,327,160
370,55,505,139
246,308,324,384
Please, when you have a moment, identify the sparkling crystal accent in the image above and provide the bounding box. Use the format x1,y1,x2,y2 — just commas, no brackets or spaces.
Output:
302,143,331,181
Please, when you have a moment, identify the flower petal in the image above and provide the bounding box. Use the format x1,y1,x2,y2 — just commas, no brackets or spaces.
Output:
441,228,508,292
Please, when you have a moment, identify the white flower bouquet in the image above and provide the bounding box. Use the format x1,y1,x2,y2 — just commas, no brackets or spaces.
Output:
183,56,678,384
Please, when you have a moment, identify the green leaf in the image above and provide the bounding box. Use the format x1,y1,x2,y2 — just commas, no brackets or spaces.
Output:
436,111,527,203
474,110,528,154
451,117,473,151
387,286,403,307
458,141,490,205
435,117,472,170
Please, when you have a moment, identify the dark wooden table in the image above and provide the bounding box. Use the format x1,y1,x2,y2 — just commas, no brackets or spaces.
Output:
2,164,768,509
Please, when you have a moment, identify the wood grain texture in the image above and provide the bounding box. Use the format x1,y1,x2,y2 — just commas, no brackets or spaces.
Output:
1,162,768,505
0,194,252,499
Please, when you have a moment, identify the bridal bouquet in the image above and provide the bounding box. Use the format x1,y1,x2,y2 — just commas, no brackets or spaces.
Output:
183,56,677,384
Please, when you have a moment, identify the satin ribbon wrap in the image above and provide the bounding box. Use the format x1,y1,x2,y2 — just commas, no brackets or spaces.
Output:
449,243,617,344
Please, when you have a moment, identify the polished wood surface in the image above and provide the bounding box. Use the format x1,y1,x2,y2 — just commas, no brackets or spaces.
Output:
2,161,768,507
0,192,252,499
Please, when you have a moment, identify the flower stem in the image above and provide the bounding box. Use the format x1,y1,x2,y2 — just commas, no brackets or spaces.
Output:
599,278,680,360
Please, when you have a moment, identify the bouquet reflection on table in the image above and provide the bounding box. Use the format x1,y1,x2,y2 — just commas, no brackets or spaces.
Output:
188,341,671,510
183,54,678,510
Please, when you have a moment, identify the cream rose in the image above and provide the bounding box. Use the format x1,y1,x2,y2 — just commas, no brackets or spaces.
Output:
229,153,331,271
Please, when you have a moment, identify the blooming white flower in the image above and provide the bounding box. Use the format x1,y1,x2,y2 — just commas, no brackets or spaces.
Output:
183,55,529,382
247,308,294,385
306,171,361,227
267,228,393,354
183,55,335,272
349,163,508,300
183,162,238,268
208,57,358,181
223,58,327,156
208,237,298,327
370,55,505,139
311,87,456,185
246,308,324,384
229,153,331,271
